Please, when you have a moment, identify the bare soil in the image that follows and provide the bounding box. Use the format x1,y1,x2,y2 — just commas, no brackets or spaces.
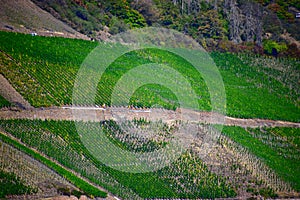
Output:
0,0,89,40
0,74,33,109
0,106,299,128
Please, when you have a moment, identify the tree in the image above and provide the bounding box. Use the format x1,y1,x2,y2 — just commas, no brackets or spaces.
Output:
197,10,227,39
130,0,160,25
170,0,201,15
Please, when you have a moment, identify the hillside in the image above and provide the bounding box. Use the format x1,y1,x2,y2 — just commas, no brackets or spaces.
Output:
0,0,89,39
1,0,299,57
29,0,300,57
0,31,298,121
0,0,299,199
0,31,299,199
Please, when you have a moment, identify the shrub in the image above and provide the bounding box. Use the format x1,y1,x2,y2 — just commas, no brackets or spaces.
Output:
263,40,287,55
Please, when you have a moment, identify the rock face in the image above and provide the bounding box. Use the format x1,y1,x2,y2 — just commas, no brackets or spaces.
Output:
224,0,263,46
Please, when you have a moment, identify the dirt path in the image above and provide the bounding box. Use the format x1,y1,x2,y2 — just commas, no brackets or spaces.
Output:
0,69,298,128
0,106,299,128
0,74,33,109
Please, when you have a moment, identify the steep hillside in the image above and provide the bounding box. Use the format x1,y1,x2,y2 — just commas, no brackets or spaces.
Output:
1,0,299,56
0,1,299,199
0,0,89,39
0,31,299,121
29,0,300,57
0,30,299,199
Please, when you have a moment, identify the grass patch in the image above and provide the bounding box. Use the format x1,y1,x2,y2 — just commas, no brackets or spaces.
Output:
0,95,11,108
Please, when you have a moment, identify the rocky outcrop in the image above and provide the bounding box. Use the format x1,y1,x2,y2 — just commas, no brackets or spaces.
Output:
224,0,263,46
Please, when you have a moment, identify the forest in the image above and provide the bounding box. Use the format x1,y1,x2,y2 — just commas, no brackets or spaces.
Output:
31,0,300,57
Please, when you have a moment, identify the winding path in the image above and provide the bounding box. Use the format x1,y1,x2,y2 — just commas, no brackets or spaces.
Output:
0,106,299,128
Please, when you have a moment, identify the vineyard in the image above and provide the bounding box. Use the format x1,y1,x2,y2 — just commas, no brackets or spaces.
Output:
0,31,299,121
0,30,299,199
0,132,107,198
0,119,238,199
222,126,300,191
0,139,80,198
1,119,298,198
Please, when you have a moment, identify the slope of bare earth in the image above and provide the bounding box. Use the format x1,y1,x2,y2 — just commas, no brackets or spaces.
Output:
0,0,89,40
0,74,32,109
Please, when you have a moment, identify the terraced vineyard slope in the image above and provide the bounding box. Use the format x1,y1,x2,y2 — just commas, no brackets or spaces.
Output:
0,31,299,199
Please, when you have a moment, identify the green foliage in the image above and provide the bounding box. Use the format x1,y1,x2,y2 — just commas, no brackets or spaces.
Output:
0,170,37,198
124,9,147,28
30,0,299,50
75,7,89,21
0,31,97,66
246,186,278,198
211,52,299,122
0,31,96,107
109,16,130,34
267,3,292,21
96,48,210,110
263,40,288,55
259,188,278,198
106,0,146,28
222,126,300,191
195,10,228,40
153,0,186,30
32,0,104,35
130,84,179,111
0,95,11,108
238,53,300,97
130,0,160,25
153,0,228,44
32,0,147,36
157,151,236,199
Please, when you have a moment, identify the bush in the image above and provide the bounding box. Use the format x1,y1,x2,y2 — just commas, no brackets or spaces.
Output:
109,16,130,34
124,9,147,28
263,40,287,55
